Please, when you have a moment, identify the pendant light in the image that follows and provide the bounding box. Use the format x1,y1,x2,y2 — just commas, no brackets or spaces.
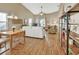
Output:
40,5,44,16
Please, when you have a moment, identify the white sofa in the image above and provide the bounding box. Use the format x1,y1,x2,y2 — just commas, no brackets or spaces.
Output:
22,26,44,38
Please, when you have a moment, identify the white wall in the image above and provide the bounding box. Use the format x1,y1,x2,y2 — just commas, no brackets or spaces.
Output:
0,3,34,30
0,3,34,19
70,13,79,24
45,12,59,26
70,13,79,34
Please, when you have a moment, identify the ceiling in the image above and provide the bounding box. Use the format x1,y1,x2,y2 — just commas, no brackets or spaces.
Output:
22,3,60,15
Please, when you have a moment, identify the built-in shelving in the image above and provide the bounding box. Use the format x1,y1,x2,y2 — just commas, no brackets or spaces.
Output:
60,9,79,55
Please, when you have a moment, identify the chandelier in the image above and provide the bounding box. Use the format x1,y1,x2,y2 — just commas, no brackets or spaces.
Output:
40,5,44,16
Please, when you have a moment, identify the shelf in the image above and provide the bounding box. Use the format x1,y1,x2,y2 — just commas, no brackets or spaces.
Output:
69,32,79,44
69,32,79,55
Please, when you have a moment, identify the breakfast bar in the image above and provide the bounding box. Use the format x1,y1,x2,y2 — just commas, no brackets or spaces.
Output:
0,30,25,54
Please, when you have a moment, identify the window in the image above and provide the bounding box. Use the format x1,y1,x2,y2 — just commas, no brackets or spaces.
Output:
28,18,32,26
40,18,45,27
0,12,7,31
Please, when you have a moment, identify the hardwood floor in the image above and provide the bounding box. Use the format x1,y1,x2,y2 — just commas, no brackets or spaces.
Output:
3,33,65,55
